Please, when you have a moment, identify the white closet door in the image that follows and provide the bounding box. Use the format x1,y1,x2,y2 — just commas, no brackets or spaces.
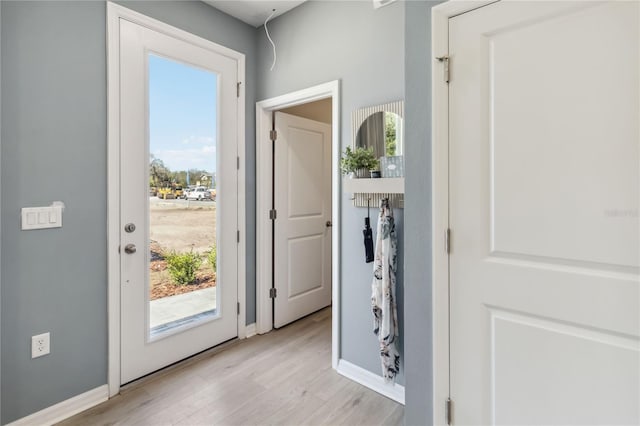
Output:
449,2,639,424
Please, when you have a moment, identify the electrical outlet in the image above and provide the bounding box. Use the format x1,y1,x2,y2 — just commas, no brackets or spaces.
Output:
31,332,50,358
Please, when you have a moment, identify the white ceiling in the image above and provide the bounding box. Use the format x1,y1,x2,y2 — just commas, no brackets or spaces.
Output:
203,1,308,28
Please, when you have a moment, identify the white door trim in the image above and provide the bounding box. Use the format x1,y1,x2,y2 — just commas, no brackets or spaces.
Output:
256,81,341,369
107,1,246,398
431,1,497,425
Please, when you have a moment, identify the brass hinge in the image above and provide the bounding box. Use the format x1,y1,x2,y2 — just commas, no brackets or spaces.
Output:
445,228,451,254
237,156,240,170
237,302,240,315
237,82,242,97
237,230,240,243
269,288,277,298
436,56,450,83
445,398,452,425
270,130,278,141
269,209,277,220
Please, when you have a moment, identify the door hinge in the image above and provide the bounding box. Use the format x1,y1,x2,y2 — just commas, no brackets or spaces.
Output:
270,130,277,141
237,230,240,243
269,209,277,220
269,287,277,299
237,156,240,170
445,228,451,254
445,398,452,425
237,82,242,97
436,56,450,83
237,302,240,315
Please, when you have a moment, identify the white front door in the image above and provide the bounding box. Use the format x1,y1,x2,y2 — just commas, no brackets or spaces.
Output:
274,112,332,328
119,18,238,384
449,1,639,424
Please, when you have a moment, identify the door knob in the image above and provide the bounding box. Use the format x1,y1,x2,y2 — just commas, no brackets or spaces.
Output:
326,221,333,228
124,244,137,254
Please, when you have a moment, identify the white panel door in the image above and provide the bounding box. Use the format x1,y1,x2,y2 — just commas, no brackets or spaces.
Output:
119,19,238,384
274,112,332,328
449,2,639,424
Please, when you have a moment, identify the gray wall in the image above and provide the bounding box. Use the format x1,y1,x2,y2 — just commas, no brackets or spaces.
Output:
0,1,257,423
0,2,3,422
1,3,107,423
256,0,406,385
404,1,441,424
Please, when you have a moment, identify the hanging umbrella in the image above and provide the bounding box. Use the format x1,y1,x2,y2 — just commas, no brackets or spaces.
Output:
364,199,374,263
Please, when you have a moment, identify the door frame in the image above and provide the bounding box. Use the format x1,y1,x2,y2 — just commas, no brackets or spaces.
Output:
107,2,246,397
431,1,497,425
255,81,340,369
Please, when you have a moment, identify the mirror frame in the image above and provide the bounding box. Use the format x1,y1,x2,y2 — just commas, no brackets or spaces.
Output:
350,100,404,208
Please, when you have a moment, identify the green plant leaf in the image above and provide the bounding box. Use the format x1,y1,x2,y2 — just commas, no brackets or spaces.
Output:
340,146,379,175
164,250,203,285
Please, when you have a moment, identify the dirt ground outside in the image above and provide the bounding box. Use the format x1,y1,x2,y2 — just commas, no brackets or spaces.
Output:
149,198,217,300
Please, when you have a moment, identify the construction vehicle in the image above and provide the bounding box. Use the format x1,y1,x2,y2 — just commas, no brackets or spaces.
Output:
157,182,176,200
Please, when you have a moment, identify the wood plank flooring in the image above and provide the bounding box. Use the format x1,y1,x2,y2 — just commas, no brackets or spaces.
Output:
59,309,403,426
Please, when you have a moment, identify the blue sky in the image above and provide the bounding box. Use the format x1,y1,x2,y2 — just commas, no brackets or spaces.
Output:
149,54,218,172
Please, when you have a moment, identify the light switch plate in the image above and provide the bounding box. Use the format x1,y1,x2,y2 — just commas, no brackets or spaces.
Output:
21,205,63,230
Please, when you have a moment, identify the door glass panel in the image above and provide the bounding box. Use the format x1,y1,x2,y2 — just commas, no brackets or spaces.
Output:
147,54,218,338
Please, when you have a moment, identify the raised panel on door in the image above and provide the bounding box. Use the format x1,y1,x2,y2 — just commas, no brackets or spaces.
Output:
449,2,640,424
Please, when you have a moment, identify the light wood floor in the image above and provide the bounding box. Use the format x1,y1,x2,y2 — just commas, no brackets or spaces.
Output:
60,308,404,426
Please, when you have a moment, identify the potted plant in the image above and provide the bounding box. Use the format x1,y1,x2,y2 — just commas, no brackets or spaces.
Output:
340,146,379,178
370,163,381,178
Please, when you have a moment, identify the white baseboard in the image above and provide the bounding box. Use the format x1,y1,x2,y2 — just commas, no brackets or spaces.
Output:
8,384,109,426
336,359,405,405
245,322,257,338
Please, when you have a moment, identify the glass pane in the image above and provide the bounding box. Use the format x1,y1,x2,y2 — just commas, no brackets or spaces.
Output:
147,54,218,338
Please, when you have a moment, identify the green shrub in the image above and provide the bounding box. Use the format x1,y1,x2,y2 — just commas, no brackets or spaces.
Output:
208,244,217,272
165,250,202,285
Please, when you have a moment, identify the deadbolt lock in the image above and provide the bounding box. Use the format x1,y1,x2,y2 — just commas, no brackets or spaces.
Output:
124,223,136,233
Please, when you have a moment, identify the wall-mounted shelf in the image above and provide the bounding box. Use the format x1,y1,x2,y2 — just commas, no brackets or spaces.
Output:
343,177,404,194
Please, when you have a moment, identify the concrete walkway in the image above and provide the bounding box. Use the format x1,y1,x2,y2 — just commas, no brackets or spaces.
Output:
150,287,217,330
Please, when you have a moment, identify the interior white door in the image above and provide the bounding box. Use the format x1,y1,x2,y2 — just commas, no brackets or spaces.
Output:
274,112,332,328
449,2,639,424
119,19,238,384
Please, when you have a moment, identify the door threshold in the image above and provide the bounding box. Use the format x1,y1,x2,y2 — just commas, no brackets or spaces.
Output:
150,309,218,339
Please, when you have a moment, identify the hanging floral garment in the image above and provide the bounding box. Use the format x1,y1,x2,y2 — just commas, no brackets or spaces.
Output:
371,198,400,382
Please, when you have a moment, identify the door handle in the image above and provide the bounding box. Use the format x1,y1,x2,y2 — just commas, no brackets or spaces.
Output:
124,244,137,254
326,221,332,228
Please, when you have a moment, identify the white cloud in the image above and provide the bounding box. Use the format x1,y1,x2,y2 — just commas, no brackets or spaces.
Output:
181,135,215,145
155,145,217,172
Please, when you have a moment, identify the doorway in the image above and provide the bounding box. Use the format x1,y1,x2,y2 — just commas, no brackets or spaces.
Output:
256,81,341,368
272,106,332,328
433,1,639,424
107,3,246,394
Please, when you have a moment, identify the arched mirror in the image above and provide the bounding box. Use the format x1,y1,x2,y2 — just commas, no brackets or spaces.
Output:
353,100,404,180
350,100,404,208
355,110,403,158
